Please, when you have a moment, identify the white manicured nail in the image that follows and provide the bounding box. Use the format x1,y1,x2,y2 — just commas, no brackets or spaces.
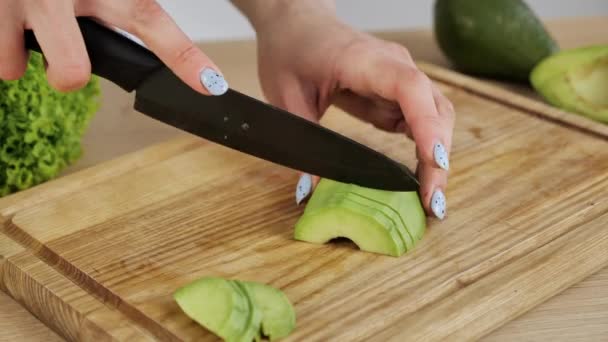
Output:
434,142,449,170
296,173,313,205
200,68,228,95
431,189,447,220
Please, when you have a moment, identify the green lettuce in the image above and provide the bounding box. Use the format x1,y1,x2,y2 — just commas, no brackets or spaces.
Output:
0,52,100,196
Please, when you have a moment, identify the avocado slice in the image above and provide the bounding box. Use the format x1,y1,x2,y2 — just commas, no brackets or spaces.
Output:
337,193,415,250
294,179,426,257
175,277,297,341
230,281,263,342
434,0,558,81
531,45,608,123
313,191,410,252
174,277,251,341
343,184,427,243
302,180,418,247
241,281,296,341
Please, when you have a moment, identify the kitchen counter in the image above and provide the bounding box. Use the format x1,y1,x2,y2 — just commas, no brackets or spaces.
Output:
1,16,607,341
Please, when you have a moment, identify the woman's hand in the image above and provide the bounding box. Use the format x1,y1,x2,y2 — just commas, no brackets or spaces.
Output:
248,2,455,219
1,0,228,95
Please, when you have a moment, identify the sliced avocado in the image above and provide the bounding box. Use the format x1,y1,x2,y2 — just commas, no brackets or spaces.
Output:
347,187,427,243
295,203,405,257
241,281,296,341
174,277,250,341
230,281,263,342
315,191,410,252
434,0,558,81
294,179,427,257
531,45,608,123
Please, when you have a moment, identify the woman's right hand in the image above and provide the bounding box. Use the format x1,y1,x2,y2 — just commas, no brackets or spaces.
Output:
1,0,228,95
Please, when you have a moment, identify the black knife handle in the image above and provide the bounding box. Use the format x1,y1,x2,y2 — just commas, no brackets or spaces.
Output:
24,17,163,92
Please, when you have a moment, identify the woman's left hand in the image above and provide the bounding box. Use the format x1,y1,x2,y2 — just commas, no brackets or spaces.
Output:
252,4,455,219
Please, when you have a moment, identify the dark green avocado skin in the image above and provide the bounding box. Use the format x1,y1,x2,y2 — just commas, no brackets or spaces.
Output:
434,0,559,82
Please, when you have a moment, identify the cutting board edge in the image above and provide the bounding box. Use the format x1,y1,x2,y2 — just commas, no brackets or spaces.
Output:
418,62,608,141
1,244,157,342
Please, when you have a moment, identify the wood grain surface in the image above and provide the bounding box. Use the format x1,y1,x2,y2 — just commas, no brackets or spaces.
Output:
1,16,607,342
2,62,608,340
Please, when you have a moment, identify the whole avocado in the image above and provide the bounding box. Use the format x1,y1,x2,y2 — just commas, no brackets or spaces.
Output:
434,0,559,81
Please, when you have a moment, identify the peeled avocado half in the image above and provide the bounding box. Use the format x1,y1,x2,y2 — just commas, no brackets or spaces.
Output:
174,277,296,341
294,178,427,257
531,45,608,123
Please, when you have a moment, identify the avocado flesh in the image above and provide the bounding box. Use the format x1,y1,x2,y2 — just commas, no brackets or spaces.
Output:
295,205,404,257
306,178,425,250
242,281,296,341
294,179,426,257
231,281,263,342
175,278,296,341
342,185,426,243
174,277,250,341
330,192,418,250
531,46,608,122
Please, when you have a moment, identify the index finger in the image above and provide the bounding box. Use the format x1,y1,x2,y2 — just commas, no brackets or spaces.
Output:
83,0,228,96
351,57,453,218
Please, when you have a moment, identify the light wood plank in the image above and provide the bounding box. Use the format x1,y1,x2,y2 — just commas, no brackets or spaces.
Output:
2,73,608,340
2,249,155,341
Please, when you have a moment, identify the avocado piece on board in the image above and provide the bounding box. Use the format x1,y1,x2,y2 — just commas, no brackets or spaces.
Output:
240,281,296,341
174,277,251,342
294,178,426,257
531,45,608,123
299,179,422,249
175,277,297,341
230,281,263,342
434,0,558,81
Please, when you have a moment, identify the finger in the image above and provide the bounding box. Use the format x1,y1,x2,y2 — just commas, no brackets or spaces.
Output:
417,162,448,220
0,4,28,80
333,90,406,133
431,83,456,152
264,77,323,205
341,55,450,173
392,65,450,172
88,0,227,96
25,1,91,91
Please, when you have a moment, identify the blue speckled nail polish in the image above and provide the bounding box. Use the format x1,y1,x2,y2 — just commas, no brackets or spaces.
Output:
431,189,447,220
200,68,228,95
434,142,449,171
296,173,313,205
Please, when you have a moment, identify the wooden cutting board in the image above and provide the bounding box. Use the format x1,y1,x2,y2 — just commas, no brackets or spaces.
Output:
2,63,608,342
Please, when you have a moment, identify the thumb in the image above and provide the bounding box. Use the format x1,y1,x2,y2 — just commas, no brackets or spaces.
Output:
265,78,322,205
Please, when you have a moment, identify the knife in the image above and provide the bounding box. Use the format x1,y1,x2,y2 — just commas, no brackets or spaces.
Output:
24,17,419,192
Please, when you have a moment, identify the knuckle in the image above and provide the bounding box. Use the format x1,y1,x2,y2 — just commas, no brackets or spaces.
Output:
0,61,26,81
396,67,432,97
52,62,91,91
131,0,165,29
444,100,455,115
412,69,432,87
172,43,201,67
388,42,412,60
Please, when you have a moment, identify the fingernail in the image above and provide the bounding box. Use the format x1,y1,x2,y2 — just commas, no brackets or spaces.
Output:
430,189,447,220
200,67,228,95
296,173,313,205
434,142,449,170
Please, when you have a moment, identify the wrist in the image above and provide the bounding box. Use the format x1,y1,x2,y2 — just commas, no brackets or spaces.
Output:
232,0,337,34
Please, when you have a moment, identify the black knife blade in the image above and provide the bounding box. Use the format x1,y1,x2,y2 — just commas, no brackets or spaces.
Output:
24,17,419,192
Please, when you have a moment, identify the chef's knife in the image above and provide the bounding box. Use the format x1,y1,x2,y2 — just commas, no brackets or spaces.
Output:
24,17,419,192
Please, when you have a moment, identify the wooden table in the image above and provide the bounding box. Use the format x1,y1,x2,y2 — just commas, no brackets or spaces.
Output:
1,16,607,341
